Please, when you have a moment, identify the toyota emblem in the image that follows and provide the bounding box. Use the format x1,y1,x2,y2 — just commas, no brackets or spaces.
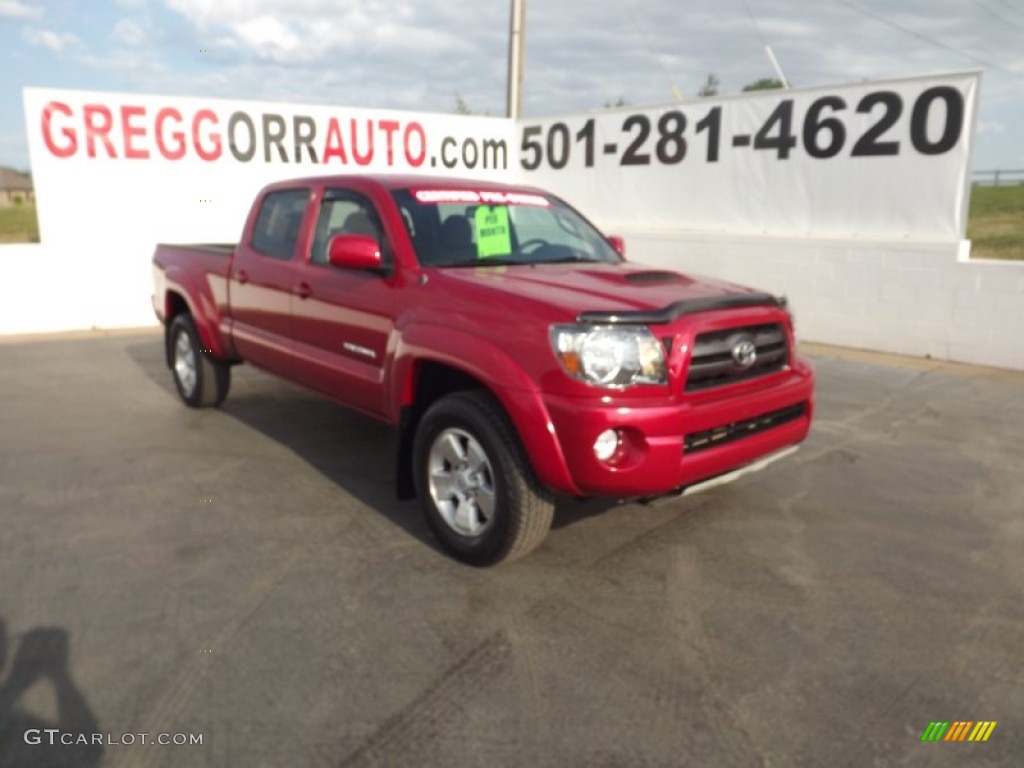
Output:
731,337,757,369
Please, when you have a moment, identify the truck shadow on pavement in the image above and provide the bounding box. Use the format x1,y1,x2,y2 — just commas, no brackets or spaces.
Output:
126,341,620,551
0,618,102,768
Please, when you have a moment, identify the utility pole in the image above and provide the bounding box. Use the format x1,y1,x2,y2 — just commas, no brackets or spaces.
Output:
506,0,526,119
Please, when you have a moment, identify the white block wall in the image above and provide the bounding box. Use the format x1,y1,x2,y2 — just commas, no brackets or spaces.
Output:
2,236,1023,372
0,243,158,335
624,232,1024,372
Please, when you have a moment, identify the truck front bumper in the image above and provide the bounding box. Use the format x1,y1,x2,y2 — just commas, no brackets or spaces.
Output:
542,362,814,498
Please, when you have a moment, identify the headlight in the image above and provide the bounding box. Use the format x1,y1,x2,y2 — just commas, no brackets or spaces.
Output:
550,324,667,388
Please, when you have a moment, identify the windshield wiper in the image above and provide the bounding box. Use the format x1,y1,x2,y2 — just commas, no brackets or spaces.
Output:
430,255,606,268
533,255,605,264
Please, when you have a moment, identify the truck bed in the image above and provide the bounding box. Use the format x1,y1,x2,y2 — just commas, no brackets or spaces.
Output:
152,243,236,353
153,243,235,275
159,243,235,256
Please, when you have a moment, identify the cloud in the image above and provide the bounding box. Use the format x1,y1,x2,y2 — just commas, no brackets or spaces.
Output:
0,0,42,20
233,15,301,54
111,19,147,46
56,0,1009,127
55,1,1024,154
977,120,1006,135
755,18,819,39
0,132,29,164
77,47,168,81
151,0,503,113
165,0,484,64
21,27,81,52
1,0,1020,172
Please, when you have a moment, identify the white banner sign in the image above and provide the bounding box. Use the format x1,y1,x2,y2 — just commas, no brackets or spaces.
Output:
516,71,980,240
23,88,515,248
23,73,978,251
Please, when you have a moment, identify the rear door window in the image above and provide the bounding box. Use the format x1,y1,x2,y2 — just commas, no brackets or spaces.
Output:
251,188,310,260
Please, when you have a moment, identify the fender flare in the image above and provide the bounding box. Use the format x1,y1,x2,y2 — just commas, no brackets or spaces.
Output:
161,264,232,360
390,324,581,496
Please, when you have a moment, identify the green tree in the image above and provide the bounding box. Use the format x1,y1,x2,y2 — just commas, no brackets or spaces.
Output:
697,73,720,97
742,78,785,92
602,96,628,108
453,93,472,115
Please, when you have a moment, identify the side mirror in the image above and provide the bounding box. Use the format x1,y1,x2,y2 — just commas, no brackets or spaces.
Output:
607,235,626,257
328,234,383,270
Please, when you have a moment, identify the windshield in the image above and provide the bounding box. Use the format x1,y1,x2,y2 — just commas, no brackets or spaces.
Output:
391,188,621,267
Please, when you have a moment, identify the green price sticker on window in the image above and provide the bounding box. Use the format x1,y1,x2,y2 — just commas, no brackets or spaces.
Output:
474,205,511,258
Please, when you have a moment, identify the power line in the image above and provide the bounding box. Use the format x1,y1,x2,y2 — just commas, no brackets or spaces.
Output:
994,0,1024,17
741,0,770,50
971,0,1024,34
832,0,1024,80
740,0,791,87
621,0,685,101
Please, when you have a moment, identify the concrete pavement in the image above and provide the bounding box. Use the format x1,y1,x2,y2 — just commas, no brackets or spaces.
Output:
0,331,1021,767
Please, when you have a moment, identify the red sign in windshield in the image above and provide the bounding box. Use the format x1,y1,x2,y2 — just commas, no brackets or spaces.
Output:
412,189,549,206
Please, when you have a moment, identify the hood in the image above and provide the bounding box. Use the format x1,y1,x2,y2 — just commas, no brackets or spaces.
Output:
429,261,760,321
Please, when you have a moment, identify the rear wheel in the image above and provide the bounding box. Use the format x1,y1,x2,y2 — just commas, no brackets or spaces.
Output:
413,391,554,566
168,314,230,408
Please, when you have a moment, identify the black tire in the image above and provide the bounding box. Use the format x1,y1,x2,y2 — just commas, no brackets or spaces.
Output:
168,314,230,408
413,390,554,566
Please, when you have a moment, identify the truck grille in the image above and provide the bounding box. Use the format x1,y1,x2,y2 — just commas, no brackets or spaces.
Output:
684,402,807,454
685,323,788,392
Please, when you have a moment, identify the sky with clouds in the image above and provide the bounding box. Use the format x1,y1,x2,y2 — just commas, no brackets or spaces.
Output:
1,0,1022,173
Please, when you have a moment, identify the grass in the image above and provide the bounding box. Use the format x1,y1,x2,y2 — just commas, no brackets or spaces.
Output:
0,201,40,244
966,184,1024,261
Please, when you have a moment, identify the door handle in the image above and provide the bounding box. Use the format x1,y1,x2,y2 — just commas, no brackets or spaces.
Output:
236,270,249,284
294,282,313,299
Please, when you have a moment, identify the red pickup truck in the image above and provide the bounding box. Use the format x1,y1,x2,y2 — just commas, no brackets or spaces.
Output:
152,174,814,565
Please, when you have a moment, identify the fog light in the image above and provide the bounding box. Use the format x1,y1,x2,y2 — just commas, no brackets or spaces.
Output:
594,429,620,462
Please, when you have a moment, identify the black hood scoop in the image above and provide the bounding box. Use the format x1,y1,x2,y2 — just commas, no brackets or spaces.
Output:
624,270,685,284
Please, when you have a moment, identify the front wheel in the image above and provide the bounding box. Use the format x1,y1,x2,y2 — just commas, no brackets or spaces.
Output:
168,314,230,408
413,391,554,566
